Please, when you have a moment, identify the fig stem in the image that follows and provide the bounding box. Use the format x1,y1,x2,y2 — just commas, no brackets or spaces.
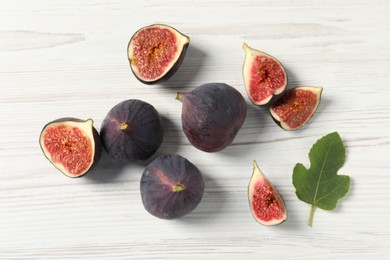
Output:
119,123,128,131
253,160,259,171
175,92,185,102
172,182,185,192
308,204,315,227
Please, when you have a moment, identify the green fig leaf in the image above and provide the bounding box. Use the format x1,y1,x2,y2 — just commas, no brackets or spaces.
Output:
293,132,350,227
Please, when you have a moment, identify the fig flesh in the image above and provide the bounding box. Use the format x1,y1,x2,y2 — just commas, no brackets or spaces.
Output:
249,160,287,226
140,154,204,219
127,24,190,84
270,86,323,130
39,118,101,178
243,43,287,105
100,99,163,162
176,83,247,153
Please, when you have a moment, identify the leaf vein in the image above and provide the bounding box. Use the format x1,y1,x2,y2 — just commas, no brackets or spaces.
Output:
312,139,334,205
315,179,346,204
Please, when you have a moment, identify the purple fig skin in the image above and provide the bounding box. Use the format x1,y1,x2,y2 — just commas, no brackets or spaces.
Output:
100,100,163,162
177,83,247,152
140,154,204,219
39,117,102,178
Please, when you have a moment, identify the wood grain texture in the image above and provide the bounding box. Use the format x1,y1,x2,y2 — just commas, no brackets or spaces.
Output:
1,0,390,259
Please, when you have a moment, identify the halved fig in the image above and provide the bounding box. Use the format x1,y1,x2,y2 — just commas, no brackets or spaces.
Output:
248,160,287,226
39,118,101,178
269,86,323,130
242,43,287,105
127,24,190,84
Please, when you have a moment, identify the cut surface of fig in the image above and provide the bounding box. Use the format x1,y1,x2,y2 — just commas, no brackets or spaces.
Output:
176,83,247,153
140,154,204,219
128,24,190,84
243,43,287,105
39,118,101,178
270,86,323,130
100,99,163,162
248,160,287,226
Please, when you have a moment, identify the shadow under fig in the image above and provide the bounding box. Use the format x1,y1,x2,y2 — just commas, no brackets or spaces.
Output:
86,150,130,182
276,201,305,231
161,44,208,90
175,172,228,225
219,101,270,158
137,114,183,166
283,64,301,91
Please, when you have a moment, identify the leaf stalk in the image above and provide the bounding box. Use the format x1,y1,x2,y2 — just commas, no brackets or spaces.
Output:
309,204,315,227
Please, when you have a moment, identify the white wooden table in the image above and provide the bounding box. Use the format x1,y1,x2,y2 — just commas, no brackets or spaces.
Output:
1,1,390,259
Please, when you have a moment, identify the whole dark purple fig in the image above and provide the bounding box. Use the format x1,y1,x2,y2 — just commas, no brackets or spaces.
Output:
100,99,163,162
176,83,247,152
140,154,204,219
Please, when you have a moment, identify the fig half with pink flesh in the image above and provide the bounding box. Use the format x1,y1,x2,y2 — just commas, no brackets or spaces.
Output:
243,43,287,105
270,86,323,131
127,24,190,84
39,118,101,178
248,160,287,226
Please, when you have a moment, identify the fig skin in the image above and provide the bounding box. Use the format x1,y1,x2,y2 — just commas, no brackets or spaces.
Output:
39,117,102,178
127,24,190,85
177,83,247,153
269,86,323,131
140,154,204,219
100,99,164,162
